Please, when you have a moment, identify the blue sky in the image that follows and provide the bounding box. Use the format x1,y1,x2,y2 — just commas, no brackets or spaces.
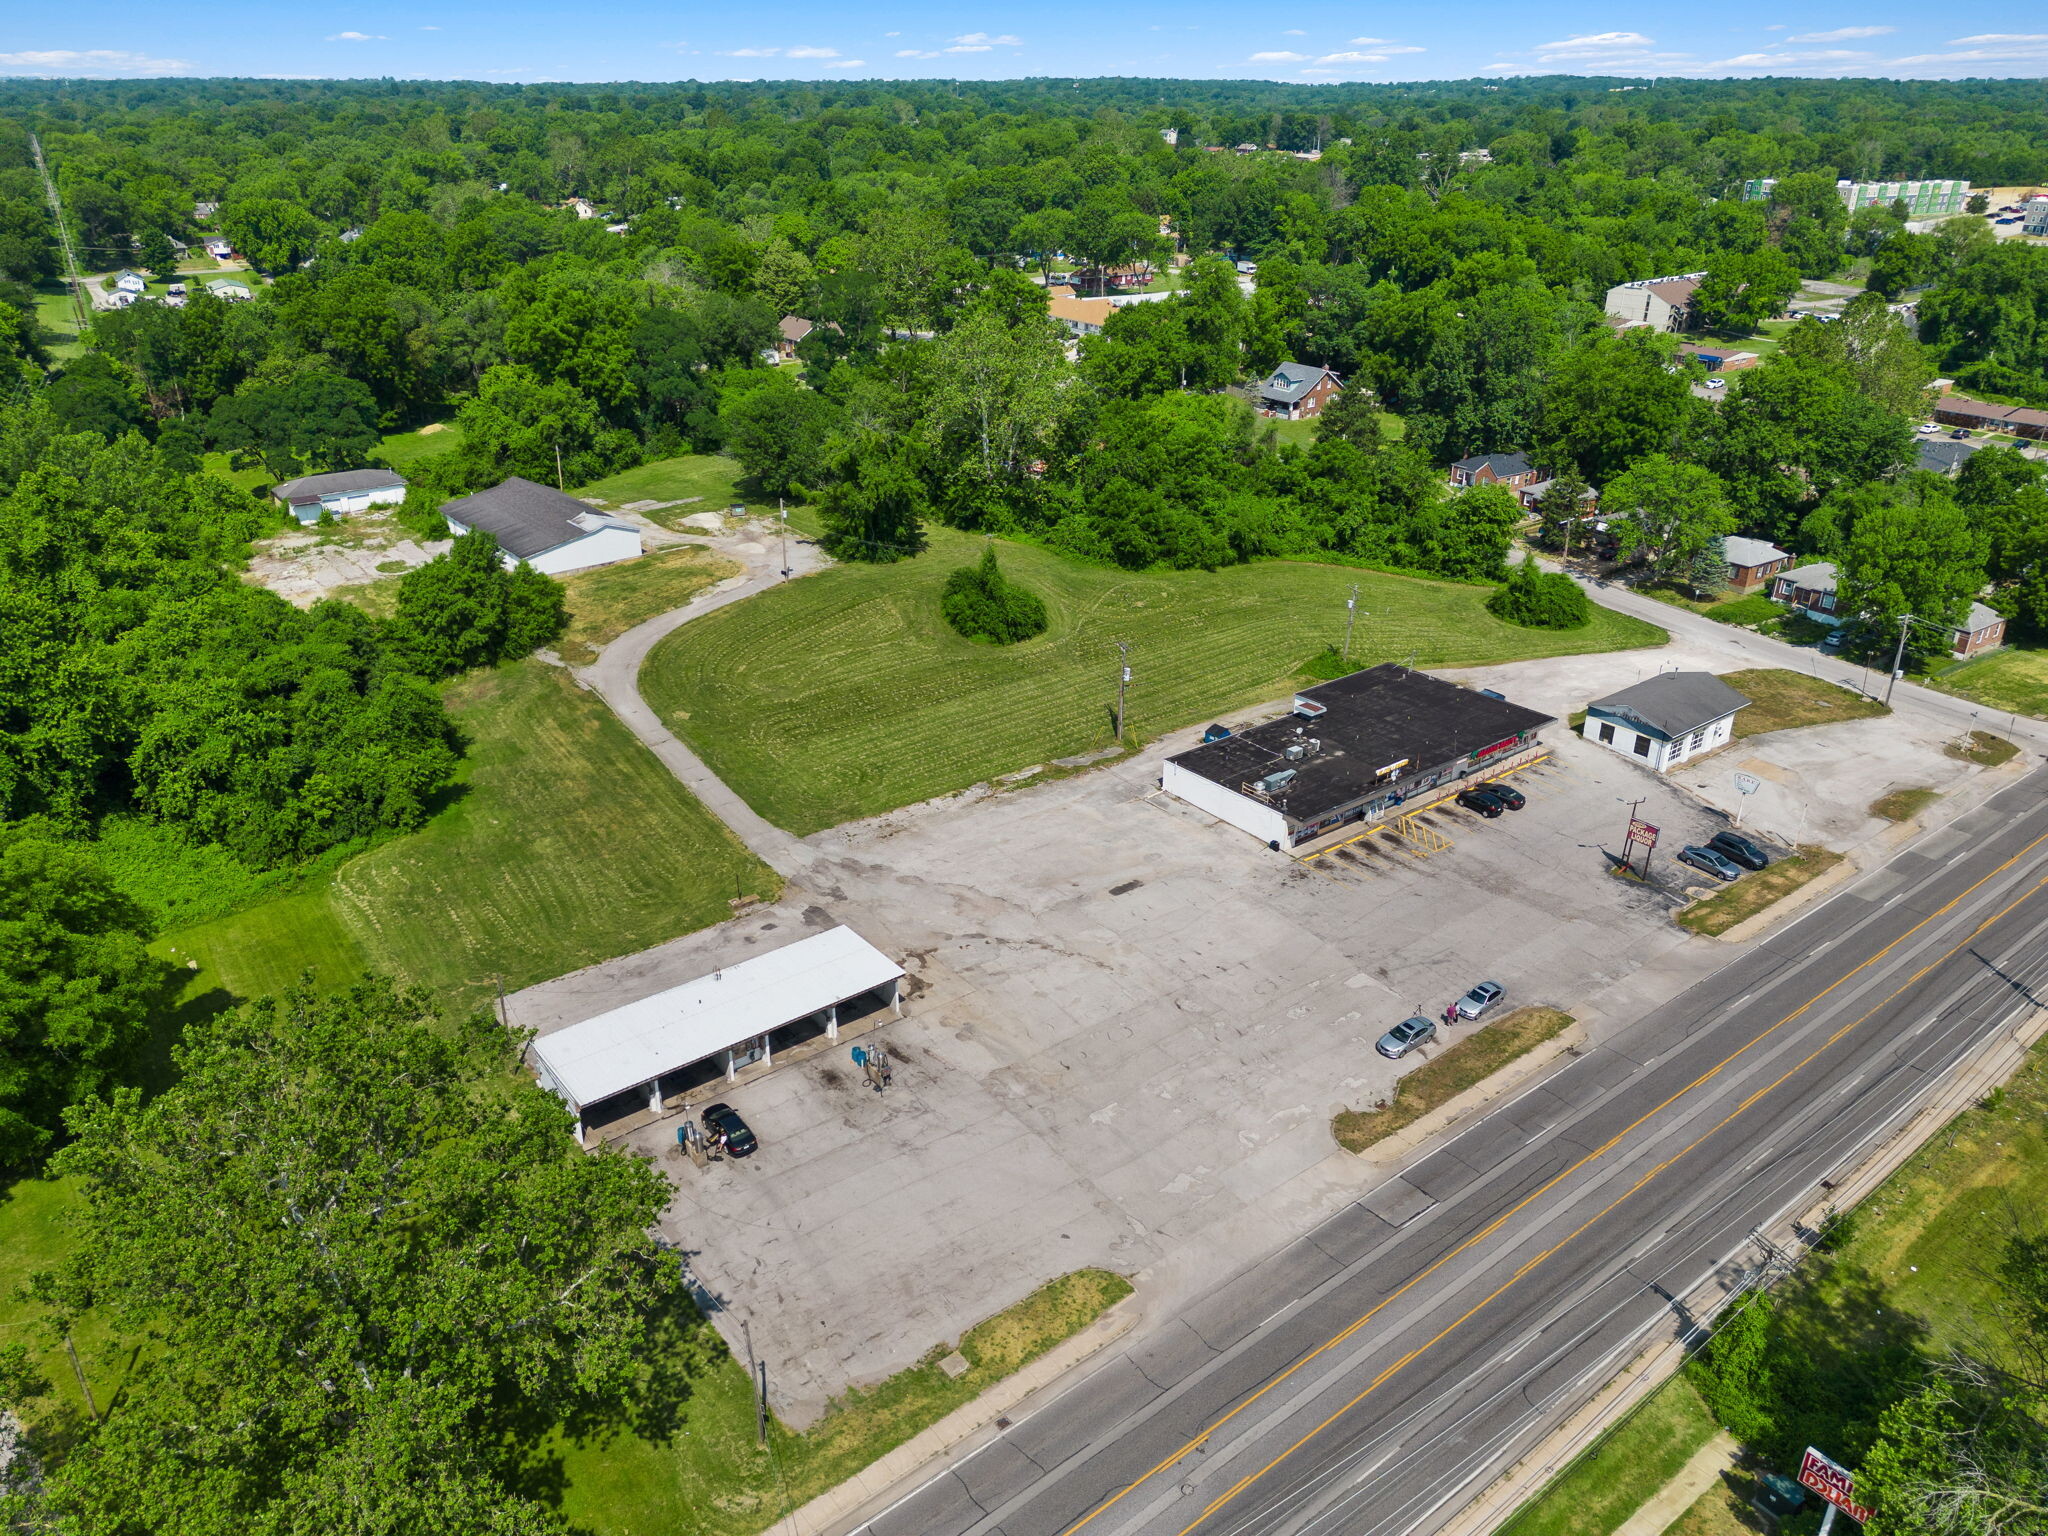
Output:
4,3,2046,83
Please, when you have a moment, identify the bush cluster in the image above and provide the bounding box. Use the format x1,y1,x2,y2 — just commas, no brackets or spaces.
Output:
940,548,1049,644
1486,556,1592,630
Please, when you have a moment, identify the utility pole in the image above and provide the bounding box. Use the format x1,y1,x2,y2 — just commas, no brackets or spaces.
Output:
65,1334,98,1422
554,443,565,490
1342,585,1363,665
1113,640,1131,743
1884,613,1915,706
29,133,90,335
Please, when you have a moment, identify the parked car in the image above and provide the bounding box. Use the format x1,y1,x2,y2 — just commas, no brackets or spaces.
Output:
1916,422,1938,434
1480,782,1526,811
1821,627,1848,649
1202,723,1233,742
1677,845,1743,882
1377,1016,1438,1059
1705,377,1726,389
1952,428,1971,440
701,1102,758,1158
1456,787,1505,818
1454,981,1506,1020
1708,830,1771,871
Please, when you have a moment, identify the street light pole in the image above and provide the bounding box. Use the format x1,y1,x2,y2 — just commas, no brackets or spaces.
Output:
778,499,790,577
1113,640,1131,743
1342,584,1363,666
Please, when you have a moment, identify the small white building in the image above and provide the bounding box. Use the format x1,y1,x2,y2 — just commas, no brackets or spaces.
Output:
1582,672,1751,773
271,468,409,524
529,925,905,1144
206,278,252,302
112,270,146,295
441,476,643,576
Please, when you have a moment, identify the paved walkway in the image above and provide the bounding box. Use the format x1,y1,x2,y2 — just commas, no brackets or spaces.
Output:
571,525,827,877
1615,1432,1740,1536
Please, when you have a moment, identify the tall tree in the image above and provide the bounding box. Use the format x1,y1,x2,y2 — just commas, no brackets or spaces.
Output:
1603,454,1737,581
1534,328,1700,486
1840,491,1988,661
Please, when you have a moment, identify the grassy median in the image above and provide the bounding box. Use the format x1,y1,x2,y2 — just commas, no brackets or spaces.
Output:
1945,729,2019,767
1495,1374,1722,1536
1676,846,1844,937
1870,787,1939,823
1333,1007,1576,1154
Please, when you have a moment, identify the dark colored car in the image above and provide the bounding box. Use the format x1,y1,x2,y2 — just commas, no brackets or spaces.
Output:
1457,787,1505,818
1377,1016,1438,1059
1481,782,1526,811
1678,845,1743,882
1708,830,1771,871
1454,980,1506,1020
1952,428,1971,440
1203,723,1233,742
701,1102,758,1158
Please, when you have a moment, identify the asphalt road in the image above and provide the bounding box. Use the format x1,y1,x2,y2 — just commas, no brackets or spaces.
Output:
856,767,2048,1536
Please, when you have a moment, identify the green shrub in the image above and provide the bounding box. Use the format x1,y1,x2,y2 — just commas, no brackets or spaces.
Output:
395,531,569,677
940,548,1049,644
1486,556,1591,630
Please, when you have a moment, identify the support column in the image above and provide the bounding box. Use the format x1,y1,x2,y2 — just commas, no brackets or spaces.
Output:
891,979,903,1016
647,1078,662,1113
760,1032,772,1068
826,1003,839,1041
726,1048,737,1083
573,1115,588,1148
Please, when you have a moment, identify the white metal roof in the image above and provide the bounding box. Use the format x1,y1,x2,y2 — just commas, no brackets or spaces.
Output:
530,926,903,1110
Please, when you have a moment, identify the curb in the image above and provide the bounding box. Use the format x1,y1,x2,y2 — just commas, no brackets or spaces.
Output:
795,1293,1143,1536
1434,1001,2048,1536
1354,1017,1590,1166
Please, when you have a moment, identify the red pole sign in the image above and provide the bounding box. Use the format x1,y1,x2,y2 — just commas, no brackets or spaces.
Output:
1799,1447,1874,1523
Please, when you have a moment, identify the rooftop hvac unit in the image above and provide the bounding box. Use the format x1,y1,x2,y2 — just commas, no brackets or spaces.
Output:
1256,768,1297,796
1292,697,1328,719
1284,743,1305,761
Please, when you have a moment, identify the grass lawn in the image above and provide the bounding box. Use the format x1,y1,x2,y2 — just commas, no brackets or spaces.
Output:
33,284,85,360
576,454,784,530
201,450,274,496
1722,668,1888,739
1870,787,1940,823
1946,729,2019,767
1930,649,2048,720
1496,1373,1723,1536
1676,846,1845,937
1661,1476,1767,1536
555,1269,1131,1536
557,547,742,665
1263,411,1406,449
1695,319,1797,361
378,421,464,472
1333,1008,1575,1154
642,527,1668,835
0,1175,137,1441
1702,594,1781,629
163,660,779,1015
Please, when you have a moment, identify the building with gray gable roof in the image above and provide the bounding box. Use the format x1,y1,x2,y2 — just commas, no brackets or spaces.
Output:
1581,671,1751,773
1255,361,1342,420
441,476,643,575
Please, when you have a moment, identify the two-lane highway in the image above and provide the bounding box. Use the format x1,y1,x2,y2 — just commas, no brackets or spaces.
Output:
857,769,2048,1536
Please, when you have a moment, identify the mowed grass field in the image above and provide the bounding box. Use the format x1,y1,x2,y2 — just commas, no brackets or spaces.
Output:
161,660,778,1014
1932,647,2048,721
641,526,1668,835
576,454,783,530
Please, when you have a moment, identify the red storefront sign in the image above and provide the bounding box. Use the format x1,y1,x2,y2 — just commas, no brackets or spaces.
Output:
1798,1447,1873,1523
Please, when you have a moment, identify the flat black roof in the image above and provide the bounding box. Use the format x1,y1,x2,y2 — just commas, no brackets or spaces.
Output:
1168,665,1553,826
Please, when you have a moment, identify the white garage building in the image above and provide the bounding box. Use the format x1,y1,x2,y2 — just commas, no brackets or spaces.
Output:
529,925,904,1144
1581,672,1751,773
442,476,644,576
271,468,409,524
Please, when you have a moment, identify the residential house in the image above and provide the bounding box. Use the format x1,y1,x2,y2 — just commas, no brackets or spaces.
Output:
206,278,252,302
338,227,364,243
271,468,409,525
1951,602,2007,658
1603,273,1708,333
104,290,139,309
112,270,146,295
1723,536,1790,592
1916,438,1981,477
1932,395,2048,442
1048,294,1116,338
776,315,814,361
1581,672,1751,774
568,198,599,219
1772,561,1843,622
1678,341,1761,372
441,477,643,576
192,200,220,221
1515,478,1599,515
1448,451,1540,490
1256,362,1342,420
204,239,233,260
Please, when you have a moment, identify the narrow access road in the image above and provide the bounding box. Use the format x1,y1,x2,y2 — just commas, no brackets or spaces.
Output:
573,534,825,878
851,768,2048,1536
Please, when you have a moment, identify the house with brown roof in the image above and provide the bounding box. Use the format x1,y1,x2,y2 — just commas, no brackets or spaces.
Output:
776,315,814,361
1604,273,1708,333
1448,452,1540,490
1932,396,2048,441
1049,294,1116,338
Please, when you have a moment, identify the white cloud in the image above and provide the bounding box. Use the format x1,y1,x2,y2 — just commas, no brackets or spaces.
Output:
949,32,1021,46
1787,25,1894,40
825,59,865,68
1248,50,1306,62
419,24,441,30
1317,51,1387,63
884,29,899,35
1712,49,1874,65
0,47,190,74
1536,30,1656,55
1948,32,2048,42
722,46,781,56
1893,35,2048,62
326,30,386,41
785,45,839,58
1347,37,1424,51
1284,29,1305,35
895,47,939,57
945,44,992,53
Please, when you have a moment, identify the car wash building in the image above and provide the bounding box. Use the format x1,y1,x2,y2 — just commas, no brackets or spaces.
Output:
528,924,904,1144
1161,664,1552,848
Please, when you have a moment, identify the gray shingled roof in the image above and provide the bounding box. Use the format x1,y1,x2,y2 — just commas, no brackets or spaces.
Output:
1916,439,1979,475
1258,361,1336,404
1777,561,1838,593
1451,451,1533,478
1723,535,1787,568
271,467,408,503
1587,671,1751,741
440,477,617,559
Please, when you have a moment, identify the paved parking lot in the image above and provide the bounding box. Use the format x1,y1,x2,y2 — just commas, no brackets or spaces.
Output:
515,687,1741,1424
